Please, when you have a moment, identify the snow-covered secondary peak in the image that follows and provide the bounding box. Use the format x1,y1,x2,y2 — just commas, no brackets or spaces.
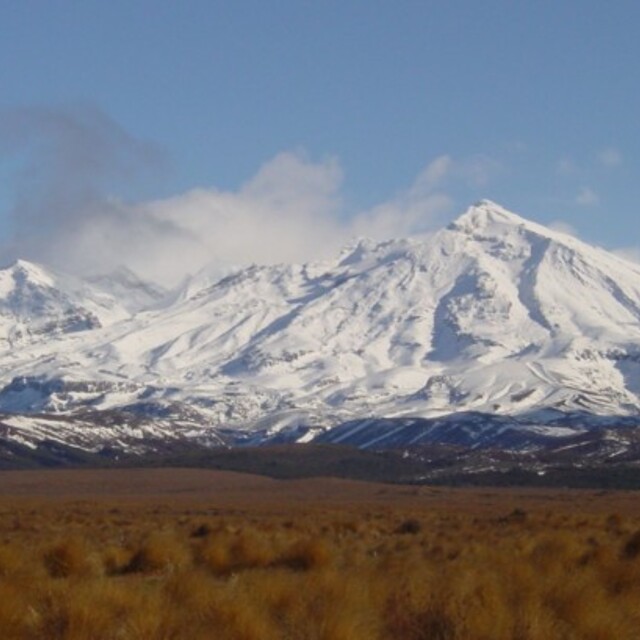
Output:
0,259,56,294
0,259,130,353
0,201,639,453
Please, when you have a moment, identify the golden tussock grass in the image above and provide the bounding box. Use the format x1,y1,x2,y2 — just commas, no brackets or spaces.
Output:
0,473,640,638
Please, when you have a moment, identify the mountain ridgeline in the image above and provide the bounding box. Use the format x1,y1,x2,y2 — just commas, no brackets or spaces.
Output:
0,201,639,476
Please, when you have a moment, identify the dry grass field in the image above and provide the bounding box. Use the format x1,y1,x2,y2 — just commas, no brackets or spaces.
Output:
1,468,640,639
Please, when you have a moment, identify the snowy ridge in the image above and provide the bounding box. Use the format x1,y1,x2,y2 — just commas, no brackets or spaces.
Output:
0,200,639,454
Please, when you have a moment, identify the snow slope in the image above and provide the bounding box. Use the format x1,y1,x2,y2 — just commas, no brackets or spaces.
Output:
0,200,639,451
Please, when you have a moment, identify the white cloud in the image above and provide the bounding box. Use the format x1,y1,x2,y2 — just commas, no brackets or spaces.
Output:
3,144,459,286
612,247,640,264
351,194,452,240
0,106,495,287
575,186,599,207
598,147,623,168
349,155,454,239
413,155,453,192
42,151,348,286
548,220,578,236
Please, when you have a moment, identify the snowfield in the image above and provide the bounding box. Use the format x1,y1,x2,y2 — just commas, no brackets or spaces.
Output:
0,200,639,453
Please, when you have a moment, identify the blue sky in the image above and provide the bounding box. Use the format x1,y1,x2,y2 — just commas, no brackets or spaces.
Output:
1,1,639,282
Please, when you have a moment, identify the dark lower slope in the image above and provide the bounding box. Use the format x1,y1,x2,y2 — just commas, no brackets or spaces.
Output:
3,437,640,489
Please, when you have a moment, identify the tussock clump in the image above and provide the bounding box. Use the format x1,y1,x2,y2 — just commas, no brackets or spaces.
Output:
43,537,101,578
528,532,583,574
395,519,422,535
190,523,213,538
507,507,528,522
230,530,275,569
621,529,640,559
197,535,234,575
606,513,623,533
125,531,191,574
197,529,274,574
388,603,456,640
280,538,332,571
101,544,132,576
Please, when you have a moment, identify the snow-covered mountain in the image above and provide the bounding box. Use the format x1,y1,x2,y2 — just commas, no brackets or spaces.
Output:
0,259,130,351
0,200,639,457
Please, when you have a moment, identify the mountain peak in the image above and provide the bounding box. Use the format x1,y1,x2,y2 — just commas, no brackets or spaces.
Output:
0,259,56,292
449,200,532,232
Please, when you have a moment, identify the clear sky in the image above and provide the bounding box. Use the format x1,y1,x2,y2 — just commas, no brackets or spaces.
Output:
1,1,639,283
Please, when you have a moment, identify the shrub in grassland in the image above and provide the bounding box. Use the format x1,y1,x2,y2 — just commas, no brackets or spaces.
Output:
125,530,191,574
42,536,102,579
190,522,213,538
395,518,422,535
101,544,133,576
197,529,333,575
230,529,275,569
527,531,585,575
600,550,640,597
280,537,332,571
605,513,623,534
196,528,276,575
197,534,234,575
621,529,640,559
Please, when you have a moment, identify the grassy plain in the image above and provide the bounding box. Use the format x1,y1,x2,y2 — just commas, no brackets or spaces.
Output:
0,468,640,639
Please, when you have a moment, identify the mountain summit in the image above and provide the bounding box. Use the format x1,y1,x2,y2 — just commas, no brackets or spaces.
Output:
0,201,639,454
451,199,535,229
